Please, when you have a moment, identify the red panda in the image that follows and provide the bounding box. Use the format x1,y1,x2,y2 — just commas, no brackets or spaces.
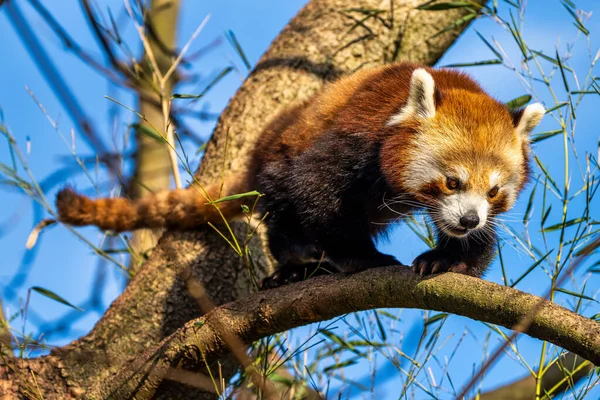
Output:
55,62,545,288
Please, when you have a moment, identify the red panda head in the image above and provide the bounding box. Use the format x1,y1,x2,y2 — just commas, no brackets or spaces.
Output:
382,68,545,238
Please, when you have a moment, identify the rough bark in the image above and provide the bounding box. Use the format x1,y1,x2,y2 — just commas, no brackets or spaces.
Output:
2,0,542,398
479,352,594,400
90,268,600,398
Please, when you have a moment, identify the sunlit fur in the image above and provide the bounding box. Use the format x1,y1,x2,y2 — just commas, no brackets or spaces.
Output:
381,72,542,239
55,62,545,283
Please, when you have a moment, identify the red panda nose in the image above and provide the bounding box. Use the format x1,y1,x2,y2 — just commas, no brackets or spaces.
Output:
459,214,480,229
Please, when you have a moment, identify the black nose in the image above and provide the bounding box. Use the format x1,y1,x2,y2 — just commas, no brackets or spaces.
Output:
459,214,480,229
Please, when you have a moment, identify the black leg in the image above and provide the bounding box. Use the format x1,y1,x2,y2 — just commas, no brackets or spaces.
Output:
412,227,497,277
318,231,401,274
260,261,335,289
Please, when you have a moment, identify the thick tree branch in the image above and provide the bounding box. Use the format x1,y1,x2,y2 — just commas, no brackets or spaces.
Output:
95,267,600,399
480,352,594,400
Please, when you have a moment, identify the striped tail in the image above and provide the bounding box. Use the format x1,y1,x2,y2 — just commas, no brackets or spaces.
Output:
55,179,255,232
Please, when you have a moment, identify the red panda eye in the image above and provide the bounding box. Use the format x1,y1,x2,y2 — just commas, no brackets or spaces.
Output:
446,177,459,190
489,186,499,198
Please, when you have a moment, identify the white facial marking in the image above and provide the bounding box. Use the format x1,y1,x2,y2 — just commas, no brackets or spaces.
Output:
438,193,489,237
457,167,470,184
516,103,545,139
388,68,436,126
490,170,502,187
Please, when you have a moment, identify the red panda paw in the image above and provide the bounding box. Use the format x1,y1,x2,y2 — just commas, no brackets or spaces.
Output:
412,250,468,277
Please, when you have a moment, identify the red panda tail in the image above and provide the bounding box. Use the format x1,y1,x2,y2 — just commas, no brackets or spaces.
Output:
55,178,256,232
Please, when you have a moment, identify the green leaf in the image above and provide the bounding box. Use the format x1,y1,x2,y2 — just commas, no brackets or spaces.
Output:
225,30,251,70
543,217,586,233
172,67,233,101
545,102,569,113
208,190,261,204
534,156,561,195
475,30,503,60
373,310,387,341
505,94,532,109
556,49,571,92
523,183,537,224
530,50,574,72
171,93,203,99
131,123,165,143
424,313,448,326
320,329,357,353
323,358,359,373
544,218,586,232
561,0,590,36
416,1,474,11
555,288,597,302
531,129,563,144
268,373,294,386
541,205,553,228
432,12,477,38
31,286,83,311
443,59,502,68
510,250,553,288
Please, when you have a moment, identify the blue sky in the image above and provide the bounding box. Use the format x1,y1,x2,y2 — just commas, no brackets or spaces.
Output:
1,1,599,398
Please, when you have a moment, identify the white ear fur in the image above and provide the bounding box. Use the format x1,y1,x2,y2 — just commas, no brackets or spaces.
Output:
387,68,436,126
515,103,545,138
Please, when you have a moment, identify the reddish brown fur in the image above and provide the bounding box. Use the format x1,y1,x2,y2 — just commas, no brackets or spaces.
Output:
55,181,251,232
55,62,530,246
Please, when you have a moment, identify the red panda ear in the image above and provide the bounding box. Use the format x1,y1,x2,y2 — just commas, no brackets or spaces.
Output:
388,68,436,126
512,103,545,138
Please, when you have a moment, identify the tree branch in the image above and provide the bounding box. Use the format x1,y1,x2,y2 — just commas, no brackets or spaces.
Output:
480,352,594,400
95,267,600,399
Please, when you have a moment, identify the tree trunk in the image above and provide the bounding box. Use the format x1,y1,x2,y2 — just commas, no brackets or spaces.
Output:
129,0,180,272
0,1,486,398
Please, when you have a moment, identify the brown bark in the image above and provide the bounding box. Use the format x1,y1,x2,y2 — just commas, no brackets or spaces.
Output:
479,352,594,400
2,1,543,398
90,267,600,398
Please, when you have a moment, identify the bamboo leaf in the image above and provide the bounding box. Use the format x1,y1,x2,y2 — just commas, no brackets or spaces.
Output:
545,102,569,113
541,205,553,228
534,156,561,195
531,129,563,144
225,29,251,70
443,59,502,68
424,313,448,326
543,217,586,233
555,288,597,302
172,67,233,100
131,123,165,143
511,250,553,288
523,183,537,224
31,286,83,311
475,30,503,60
506,94,532,109
530,50,574,72
323,358,359,373
432,12,477,38
373,310,387,341
417,1,474,11
208,190,261,204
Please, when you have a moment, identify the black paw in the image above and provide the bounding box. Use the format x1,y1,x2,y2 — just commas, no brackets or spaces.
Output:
412,250,469,277
260,262,334,290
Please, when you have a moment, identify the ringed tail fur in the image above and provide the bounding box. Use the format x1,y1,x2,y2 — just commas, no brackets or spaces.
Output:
55,178,254,232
